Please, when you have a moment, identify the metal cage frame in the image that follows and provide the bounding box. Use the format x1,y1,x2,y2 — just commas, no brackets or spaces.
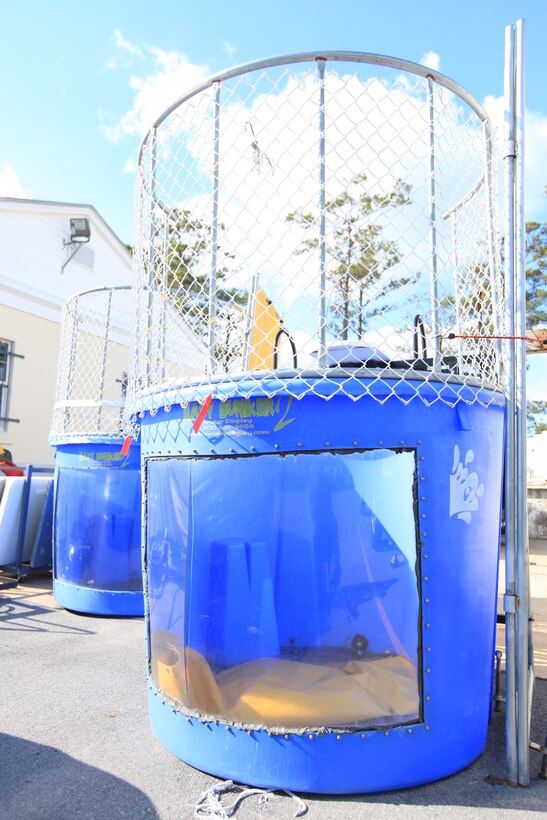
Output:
127,49,506,423
50,285,133,443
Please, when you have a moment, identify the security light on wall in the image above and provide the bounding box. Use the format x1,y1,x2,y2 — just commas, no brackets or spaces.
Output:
64,217,91,246
62,217,91,272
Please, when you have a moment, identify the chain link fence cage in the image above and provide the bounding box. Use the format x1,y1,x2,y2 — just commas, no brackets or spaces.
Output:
126,52,504,422
50,286,132,442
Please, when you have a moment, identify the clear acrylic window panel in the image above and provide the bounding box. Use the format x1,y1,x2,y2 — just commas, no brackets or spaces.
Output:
146,448,421,731
54,467,142,591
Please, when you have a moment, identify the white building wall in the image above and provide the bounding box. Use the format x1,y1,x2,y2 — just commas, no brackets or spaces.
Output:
0,306,59,465
0,199,131,323
528,431,547,482
0,198,132,466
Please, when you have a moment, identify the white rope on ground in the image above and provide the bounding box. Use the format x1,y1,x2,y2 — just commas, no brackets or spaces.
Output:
191,779,308,818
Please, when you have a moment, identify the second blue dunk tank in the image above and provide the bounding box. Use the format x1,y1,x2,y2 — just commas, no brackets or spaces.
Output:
141,377,505,793
53,438,143,616
49,285,144,617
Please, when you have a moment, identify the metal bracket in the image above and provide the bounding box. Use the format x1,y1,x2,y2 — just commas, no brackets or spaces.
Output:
61,243,84,273
503,139,517,159
504,593,520,614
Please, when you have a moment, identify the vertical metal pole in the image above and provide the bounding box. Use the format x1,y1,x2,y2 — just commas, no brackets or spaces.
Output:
97,289,113,432
317,59,327,367
427,77,441,367
132,167,144,404
160,221,169,382
64,296,79,435
208,82,221,374
515,17,531,786
146,129,157,388
503,22,518,788
242,270,260,369
484,123,503,380
450,213,464,367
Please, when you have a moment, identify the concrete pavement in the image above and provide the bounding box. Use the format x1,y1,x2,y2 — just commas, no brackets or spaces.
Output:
0,546,545,820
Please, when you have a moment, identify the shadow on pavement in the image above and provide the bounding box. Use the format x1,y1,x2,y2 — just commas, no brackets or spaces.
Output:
0,732,159,820
0,594,95,636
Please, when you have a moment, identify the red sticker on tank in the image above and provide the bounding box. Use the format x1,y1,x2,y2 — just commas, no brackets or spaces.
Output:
192,393,213,434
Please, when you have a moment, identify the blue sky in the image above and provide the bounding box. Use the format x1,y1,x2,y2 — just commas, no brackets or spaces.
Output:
1,0,545,393
1,0,546,242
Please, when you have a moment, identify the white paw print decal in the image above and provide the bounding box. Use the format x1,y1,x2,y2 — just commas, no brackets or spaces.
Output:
449,444,484,523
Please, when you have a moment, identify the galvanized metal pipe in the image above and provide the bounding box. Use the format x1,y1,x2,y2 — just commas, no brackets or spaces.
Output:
449,213,464,367
427,77,441,366
146,129,158,389
484,123,503,379
160,221,169,382
242,270,260,369
503,21,518,788
317,59,327,366
66,284,132,300
97,288,113,432
64,296,79,434
515,17,531,786
208,82,221,375
142,51,492,154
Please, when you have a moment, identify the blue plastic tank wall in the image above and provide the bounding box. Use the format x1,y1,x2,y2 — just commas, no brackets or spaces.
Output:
140,378,505,793
53,439,144,616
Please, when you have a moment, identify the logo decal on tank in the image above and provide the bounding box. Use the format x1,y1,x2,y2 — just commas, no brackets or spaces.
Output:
449,444,484,523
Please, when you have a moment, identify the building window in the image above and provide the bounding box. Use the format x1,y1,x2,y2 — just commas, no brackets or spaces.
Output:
0,339,13,432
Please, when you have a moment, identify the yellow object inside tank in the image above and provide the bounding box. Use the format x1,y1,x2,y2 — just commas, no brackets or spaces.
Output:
156,644,419,728
247,288,283,371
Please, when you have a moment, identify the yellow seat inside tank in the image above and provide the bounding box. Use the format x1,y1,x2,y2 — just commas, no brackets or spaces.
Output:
156,644,419,728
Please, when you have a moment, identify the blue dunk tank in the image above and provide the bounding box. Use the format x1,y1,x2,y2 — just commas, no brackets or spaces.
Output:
129,53,507,791
49,286,143,616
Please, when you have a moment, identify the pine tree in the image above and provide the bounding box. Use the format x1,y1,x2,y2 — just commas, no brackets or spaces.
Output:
286,172,411,340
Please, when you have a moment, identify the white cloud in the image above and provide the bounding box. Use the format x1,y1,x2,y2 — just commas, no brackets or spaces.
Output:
114,28,142,58
123,157,136,174
222,41,236,60
0,165,31,198
106,29,144,69
522,109,547,219
102,46,209,142
527,355,547,401
419,51,441,71
483,94,547,223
